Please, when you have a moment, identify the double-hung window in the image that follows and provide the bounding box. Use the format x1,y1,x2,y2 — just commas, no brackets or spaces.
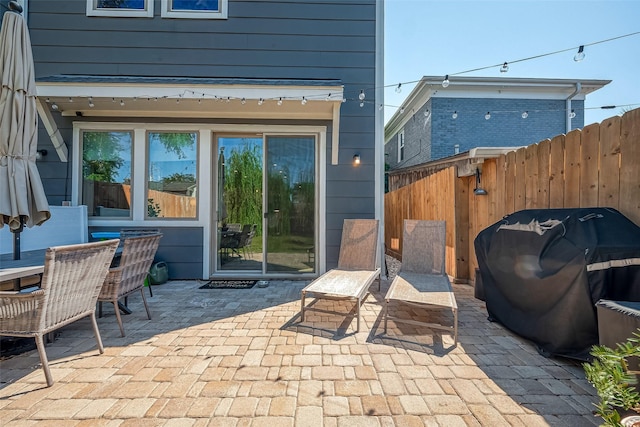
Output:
86,0,154,17
398,130,405,162
161,0,228,19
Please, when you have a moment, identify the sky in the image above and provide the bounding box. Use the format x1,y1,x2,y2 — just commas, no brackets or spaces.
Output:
384,0,640,126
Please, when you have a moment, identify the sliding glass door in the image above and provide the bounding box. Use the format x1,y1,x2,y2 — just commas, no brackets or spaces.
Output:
214,134,316,275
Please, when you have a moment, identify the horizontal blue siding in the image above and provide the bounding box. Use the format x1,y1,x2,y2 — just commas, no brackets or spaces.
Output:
28,0,378,276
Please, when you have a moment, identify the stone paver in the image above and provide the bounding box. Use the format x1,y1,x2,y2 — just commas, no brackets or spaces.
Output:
0,269,598,426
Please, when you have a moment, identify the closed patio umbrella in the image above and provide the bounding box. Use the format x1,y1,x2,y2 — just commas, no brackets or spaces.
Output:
0,2,50,259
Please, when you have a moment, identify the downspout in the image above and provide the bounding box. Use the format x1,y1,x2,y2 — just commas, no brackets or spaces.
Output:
375,0,385,276
566,82,581,133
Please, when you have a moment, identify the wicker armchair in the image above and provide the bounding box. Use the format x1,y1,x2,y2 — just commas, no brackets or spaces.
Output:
98,233,162,337
0,239,120,387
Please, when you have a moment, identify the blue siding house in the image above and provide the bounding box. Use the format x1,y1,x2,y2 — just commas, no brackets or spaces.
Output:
385,76,610,170
2,0,384,280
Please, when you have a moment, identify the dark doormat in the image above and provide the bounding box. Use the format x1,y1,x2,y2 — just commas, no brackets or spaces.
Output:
199,280,258,289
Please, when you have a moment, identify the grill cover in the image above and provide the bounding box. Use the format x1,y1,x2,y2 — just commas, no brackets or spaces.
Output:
474,207,640,360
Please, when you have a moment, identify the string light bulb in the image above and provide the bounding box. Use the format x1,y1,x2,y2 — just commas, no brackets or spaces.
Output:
522,111,528,119
442,75,450,88
485,112,491,120
452,111,458,119
379,104,383,110
277,97,283,106
68,97,73,103
120,99,125,106
424,109,430,118
51,102,59,111
570,109,576,119
241,97,246,105
258,98,264,106
574,45,585,62
500,62,509,73
359,101,365,108
395,83,402,93
88,97,94,108
358,90,365,101
301,97,307,105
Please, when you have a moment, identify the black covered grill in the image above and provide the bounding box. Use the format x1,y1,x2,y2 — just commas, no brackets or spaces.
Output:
474,207,640,360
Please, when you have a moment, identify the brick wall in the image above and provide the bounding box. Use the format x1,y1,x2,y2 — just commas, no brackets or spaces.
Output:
386,97,585,168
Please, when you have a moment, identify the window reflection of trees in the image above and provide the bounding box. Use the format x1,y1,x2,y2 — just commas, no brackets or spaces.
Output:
223,141,263,234
82,131,197,218
147,132,197,218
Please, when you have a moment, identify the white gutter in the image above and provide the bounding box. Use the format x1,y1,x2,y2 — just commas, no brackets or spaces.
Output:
566,82,581,133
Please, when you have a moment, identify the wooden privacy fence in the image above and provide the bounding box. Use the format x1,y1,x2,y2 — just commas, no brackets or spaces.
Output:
385,108,640,283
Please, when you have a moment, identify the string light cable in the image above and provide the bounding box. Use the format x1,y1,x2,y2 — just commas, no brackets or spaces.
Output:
41,31,640,116
378,30,640,115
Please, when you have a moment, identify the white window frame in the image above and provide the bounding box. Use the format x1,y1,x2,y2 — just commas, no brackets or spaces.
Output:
161,0,228,19
73,121,326,280
86,0,154,18
398,129,405,162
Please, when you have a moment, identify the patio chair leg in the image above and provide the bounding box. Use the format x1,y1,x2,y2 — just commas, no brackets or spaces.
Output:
147,274,153,297
356,297,361,332
383,300,388,333
90,312,105,354
300,292,306,322
113,301,126,337
140,289,152,320
453,308,458,346
34,334,53,387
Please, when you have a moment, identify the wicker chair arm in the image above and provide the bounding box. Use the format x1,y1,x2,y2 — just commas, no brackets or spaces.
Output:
0,289,45,298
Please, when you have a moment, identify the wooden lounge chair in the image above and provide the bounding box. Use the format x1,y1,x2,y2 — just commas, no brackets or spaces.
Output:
300,219,381,332
98,233,162,337
383,220,458,345
0,239,120,387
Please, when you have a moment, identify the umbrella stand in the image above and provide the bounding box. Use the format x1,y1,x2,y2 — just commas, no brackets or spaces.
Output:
11,215,25,260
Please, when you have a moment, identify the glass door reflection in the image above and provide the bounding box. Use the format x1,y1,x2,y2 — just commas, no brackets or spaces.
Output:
265,136,316,273
216,136,263,272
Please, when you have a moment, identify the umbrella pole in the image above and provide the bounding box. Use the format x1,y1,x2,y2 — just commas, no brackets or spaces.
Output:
12,216,25,260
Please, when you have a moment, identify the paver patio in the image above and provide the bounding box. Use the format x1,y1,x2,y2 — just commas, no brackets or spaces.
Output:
0,265,600,426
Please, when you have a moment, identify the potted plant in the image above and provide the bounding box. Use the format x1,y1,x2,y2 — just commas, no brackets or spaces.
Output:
584,331,640,426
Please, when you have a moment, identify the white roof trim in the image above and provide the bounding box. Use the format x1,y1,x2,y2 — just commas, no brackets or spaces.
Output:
36,81,344,163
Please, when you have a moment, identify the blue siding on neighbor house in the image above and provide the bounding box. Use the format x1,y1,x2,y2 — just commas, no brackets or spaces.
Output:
27,0,378,278
385,97,585,170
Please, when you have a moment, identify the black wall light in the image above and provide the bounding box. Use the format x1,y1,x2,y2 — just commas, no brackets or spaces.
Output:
474,168,487,196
